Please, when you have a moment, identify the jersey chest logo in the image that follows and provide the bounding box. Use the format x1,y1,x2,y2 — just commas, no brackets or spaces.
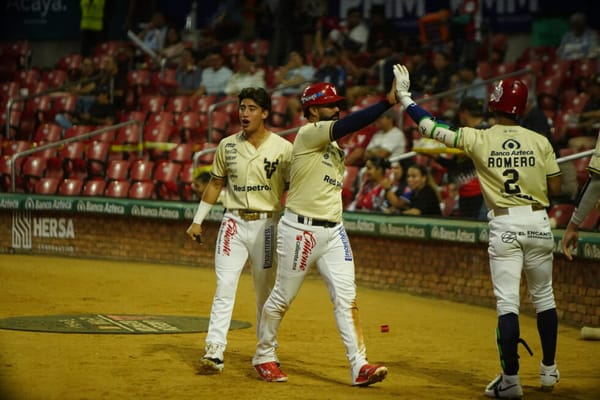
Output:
264,158,279,179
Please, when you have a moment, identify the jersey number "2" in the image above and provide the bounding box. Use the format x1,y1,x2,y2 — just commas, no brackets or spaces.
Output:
502,169,521,194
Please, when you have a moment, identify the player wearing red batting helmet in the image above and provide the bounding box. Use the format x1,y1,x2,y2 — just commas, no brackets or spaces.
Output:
300,82,345,118
394,64,562,398
488,78,528,117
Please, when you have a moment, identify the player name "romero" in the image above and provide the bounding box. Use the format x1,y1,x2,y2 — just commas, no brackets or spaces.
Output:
487,156,536,168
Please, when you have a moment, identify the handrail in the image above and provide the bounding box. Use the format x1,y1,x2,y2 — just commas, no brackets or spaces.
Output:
9,120,142,192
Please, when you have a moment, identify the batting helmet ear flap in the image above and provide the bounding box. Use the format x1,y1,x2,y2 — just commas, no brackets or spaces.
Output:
488,79,528,116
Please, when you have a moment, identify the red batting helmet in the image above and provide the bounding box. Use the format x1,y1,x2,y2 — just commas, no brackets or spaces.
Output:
488,78,528,116
300,82,345,110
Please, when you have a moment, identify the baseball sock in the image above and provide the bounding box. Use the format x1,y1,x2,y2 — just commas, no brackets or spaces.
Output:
537,308,558,366
497,312,519,375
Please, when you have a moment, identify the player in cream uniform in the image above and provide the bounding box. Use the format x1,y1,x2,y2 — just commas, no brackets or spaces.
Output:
562,131,600,259
186,87,292,373
393,65,562,398
252,82,399,386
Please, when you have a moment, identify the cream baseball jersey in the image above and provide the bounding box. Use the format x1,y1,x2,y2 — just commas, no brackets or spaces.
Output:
588,132,600,176
285,120,346,222
455,125,561,208
211,132,293,211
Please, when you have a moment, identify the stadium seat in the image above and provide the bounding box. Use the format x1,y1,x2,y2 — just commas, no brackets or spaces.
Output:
50,94,78,119
209,110,230,142
42,69,68,89
86,140,111,177
14,69,40,86
548,204,576,228
139,94,166,113
56,53,83,77
168,143,193,163
21,156,47,192
166,95,191,114
197,142,217,166
0,81,20,101
270,95,289,127
128,180,155,199
146,111,174,126
63,125,94,140
178,111,207,143
57,178,84,196
34,177,60,195
120,110,147,125
342,166,359,209
179,160,195,202
129,159,154,182
32,122,63,144
81,179,106,197
154,160,182,200
191,94,217,114
104,179,130,198
0,154,25,192
127,69,151,93
59,141,87,179
24,95,53,125
143,121,173,159
106,159,130,181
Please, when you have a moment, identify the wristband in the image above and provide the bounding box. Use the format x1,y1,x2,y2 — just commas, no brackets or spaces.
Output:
193,201,213,224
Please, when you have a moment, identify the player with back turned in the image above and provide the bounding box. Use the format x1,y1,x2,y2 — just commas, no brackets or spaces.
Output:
252,80,400,386
393,64,562,398
186,87,292,373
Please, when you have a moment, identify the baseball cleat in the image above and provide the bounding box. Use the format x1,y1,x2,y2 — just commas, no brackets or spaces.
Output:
199,357,224,373
352,364,388,386
254,361,288,382
484,374,523,399
540,362,560,391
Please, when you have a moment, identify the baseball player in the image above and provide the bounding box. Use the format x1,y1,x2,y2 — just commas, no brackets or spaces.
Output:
252,81,399,386
393,64,562,398
561,131,600,260
186,87,292,373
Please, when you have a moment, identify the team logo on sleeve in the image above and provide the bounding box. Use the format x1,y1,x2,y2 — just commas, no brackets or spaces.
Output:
264,158,279,179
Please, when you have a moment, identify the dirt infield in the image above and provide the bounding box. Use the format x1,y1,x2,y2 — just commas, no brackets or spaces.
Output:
0,255,598,400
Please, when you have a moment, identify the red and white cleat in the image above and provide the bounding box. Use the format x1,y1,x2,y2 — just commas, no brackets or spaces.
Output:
254,361,288,382
353,364,388,386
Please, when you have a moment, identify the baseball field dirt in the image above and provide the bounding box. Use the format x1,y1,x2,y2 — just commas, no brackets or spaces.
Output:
0,255,598,399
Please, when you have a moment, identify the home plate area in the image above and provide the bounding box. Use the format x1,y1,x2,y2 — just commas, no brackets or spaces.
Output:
0,314,251,334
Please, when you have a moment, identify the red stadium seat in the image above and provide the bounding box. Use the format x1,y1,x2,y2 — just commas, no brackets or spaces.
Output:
154,160,182,200
42,69,68,89
86,140,111,177
548,204,576,228
128,180,155,199
57,178,84,196
33,122,63,144
168,143,193,163
14,69,40,85
139,94,166,113
197,142,217,166
104,179,130,198
129,159,154,182
120,110,147,124
146,111,174,126
179,160,196,202
21,156,47,192
56,53,83,76
34,177,60,195
63,125,94,140
51,94,78,119
106,159,131,181
166,95,191,114
191,94,217,114
82,179,106,197
178,111,207,143
144,121,173,159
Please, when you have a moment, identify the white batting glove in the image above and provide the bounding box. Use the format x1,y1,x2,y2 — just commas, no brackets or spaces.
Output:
393,64,412,100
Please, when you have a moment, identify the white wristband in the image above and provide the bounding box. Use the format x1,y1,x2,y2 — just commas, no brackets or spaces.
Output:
193,201,213,225
400,96,415,109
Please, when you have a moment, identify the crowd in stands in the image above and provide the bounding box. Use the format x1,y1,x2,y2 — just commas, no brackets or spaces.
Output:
0,2,599,230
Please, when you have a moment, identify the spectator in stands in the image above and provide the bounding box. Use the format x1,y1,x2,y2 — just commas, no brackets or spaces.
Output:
328,6,369,53
426,51,455,94
435,97,488,220
193,51,233,98
405,50,433,99
342,117,378,167
274,50,315,96
55,88,116,129
349,156,390,212
402,164,442,216
138,11,168,53
452,61,487,101
569,72,600,151
224,52,266,96
70,57,98,113
366,4,397,54
175,48,203,96
380,160,410,214
98,55,127,110
556,12,599,61
365,108,407,161
314,47,347,96
159,26,186,67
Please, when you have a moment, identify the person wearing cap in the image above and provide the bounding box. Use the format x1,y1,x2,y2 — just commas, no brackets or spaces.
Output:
394,64,562,398
252,79,400,386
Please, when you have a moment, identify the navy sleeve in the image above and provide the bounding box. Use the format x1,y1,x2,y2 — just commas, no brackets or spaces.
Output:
331,101,391,141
